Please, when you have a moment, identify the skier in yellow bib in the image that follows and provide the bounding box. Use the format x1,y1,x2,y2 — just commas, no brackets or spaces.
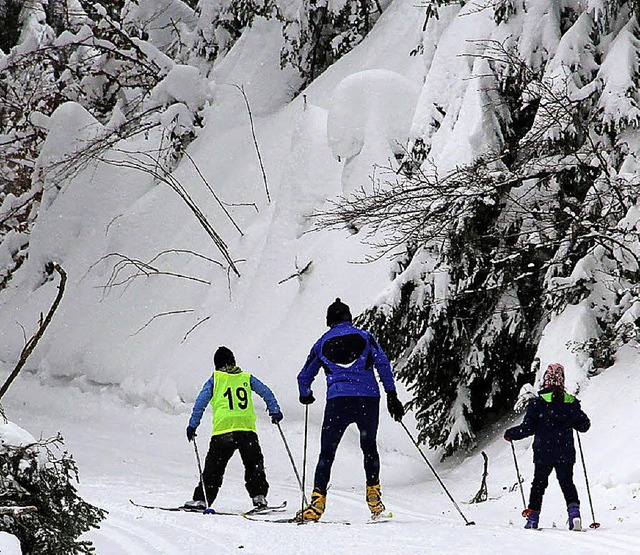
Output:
183,346,283,511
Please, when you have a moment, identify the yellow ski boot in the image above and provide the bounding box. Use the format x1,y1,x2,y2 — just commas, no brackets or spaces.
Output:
366,484,385,519
295,489,326,522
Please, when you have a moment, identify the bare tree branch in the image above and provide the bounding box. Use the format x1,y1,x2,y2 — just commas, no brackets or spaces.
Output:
229,84,271,203
181,316,211,344
130,309,194,337
0,263,67,401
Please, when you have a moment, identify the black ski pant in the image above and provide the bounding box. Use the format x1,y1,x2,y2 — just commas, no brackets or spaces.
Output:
313,396,380,495
528,461,579,512
193,431,268,506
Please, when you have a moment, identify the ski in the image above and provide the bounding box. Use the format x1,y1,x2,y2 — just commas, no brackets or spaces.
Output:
539,526,587,533
129,499,286,516
243,514,351,525
367,512,393,524
129,500,236,515
242,501,287,516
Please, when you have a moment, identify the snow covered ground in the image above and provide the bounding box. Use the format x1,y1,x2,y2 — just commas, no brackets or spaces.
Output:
3,353,640,554
2,1,640,553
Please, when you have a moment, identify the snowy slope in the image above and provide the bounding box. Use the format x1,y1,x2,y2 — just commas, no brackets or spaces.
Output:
4,356,640,554
1,0,640,552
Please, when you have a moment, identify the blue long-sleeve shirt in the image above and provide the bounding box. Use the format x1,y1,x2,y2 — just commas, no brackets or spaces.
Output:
298,321,397,399
189,374,281,430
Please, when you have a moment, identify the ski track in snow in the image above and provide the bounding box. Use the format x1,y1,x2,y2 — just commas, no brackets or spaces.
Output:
4,377,640,554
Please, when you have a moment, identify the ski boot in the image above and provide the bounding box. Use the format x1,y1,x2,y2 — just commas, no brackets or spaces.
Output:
522,508,539,529
252,495,268,510
295,489,326,522
366,484,385,519
568,504,581,531
182,499,207,511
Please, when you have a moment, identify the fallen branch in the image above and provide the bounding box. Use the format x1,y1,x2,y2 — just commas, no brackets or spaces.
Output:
469,451,489,504
181,316,211,344
0,263,67,401
278,260,313,285
182,150,245,235
231,84,270,203
130,309,194,337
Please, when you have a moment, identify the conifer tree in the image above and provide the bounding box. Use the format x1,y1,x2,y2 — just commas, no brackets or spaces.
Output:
327,0,640,453
0,431,106,554
280,0,383,86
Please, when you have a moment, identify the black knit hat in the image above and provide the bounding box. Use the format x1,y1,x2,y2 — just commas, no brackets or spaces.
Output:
326,298,352,327
214,346,236,369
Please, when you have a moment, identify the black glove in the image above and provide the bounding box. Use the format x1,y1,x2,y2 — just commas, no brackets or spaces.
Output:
186,426,197,442
271,411,284,424
299,392,315,405
386,390,405,422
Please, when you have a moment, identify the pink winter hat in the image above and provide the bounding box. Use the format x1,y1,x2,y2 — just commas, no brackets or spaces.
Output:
542,363,565,389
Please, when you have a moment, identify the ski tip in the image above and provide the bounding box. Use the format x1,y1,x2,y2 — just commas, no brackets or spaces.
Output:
368,512,393,523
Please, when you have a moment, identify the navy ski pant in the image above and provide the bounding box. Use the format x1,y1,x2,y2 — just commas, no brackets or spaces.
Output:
193,431,268,505
313,396,380,495
528,461,579,512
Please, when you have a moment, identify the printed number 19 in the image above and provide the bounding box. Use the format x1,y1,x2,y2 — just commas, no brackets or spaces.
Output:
223,386,249,410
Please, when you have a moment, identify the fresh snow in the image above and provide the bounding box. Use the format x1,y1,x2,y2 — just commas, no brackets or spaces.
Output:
3,358,640,553
1,0,640,552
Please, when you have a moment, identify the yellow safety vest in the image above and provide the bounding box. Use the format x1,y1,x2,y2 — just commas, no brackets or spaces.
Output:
210,369,257,436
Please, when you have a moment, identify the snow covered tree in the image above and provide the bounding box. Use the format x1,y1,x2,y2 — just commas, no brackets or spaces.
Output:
280,0,384,86
0,424,106,554
322,0,640,453
182,0,276,69
0,0,212,291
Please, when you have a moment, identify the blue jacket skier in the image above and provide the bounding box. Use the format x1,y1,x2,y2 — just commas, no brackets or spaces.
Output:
296,298,405,521
505,363,590,530
183,346,283,511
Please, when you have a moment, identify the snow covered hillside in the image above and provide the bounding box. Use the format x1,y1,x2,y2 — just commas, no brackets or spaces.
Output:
3,349,640,553
2,0,640,552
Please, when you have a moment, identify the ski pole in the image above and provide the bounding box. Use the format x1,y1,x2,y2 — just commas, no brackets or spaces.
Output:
192,439,214,515
576,431,600,529
400,421,475,526
276,422,308,506
300,404,310,517
509,441,527,510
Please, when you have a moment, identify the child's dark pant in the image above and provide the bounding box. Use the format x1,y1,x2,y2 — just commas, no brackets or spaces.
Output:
313,396,380,495
529,461,579,511
193,431,268,505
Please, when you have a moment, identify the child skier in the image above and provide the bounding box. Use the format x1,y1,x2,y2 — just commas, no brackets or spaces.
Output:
296,298,405,521
183,346,283,511
504,363,591,530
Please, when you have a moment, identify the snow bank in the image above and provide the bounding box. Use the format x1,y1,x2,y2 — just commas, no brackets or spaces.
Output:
0,533,21,555
211,17,302,116
327,69,420,193
534,302,601,393
579,345,640,488
0,3,415,417
0,420,37,449
148,65,211,111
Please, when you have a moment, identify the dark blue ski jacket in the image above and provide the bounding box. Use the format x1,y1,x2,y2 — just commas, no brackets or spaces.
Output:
297,321,397,399
506,388,591,465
